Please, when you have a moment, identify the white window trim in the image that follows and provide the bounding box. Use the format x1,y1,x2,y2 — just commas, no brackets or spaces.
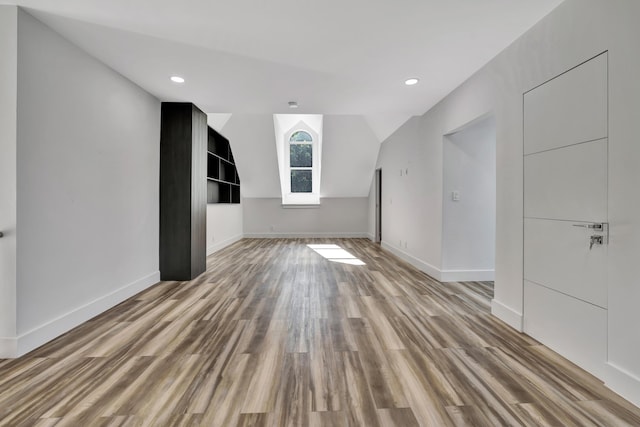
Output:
283,126,320,205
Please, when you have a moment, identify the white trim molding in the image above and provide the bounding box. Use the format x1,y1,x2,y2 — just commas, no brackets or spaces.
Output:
380,242,495,283
605,362,640,409
440,269,495,282
207,234,243,256
15,271,160,358
491,299,523,332
280,204,321,209
381,242,441,281
244,232,369,239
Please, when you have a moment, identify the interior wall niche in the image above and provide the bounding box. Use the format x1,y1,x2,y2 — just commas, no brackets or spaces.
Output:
207,127,240,204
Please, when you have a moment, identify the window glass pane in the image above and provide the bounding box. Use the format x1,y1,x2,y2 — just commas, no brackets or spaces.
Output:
291,170,312,193
290,144,312,167
290,130,312,142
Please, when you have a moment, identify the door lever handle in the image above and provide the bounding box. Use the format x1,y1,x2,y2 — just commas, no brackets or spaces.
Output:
573,223,603,230
590,235,603,250
574,222,609,245
0,231,3,238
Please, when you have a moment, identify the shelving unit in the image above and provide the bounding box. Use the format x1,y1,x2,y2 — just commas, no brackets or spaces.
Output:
207,127,240,203
159,102,207,280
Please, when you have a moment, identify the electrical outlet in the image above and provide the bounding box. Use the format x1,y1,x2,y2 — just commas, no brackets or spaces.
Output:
269,225,275,231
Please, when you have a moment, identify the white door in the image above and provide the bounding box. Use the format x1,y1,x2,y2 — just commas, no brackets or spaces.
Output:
0,112,17,356
523,52,608,378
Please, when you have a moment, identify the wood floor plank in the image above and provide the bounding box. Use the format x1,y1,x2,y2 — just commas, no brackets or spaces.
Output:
308,320,344,412
377,407,420,427
336,351,381,427
200,353,253,426
386,349,455,427
308,411,347,427
348,318,409,409
272,352,311,426
0,238,639,426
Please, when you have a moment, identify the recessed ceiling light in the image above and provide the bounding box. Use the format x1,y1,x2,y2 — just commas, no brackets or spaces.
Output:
170,76,185,84
288,101,299,109
404,78,419,86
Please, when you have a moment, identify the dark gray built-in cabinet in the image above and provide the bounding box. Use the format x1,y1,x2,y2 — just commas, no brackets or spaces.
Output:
207,127,240,203
160,103,207,280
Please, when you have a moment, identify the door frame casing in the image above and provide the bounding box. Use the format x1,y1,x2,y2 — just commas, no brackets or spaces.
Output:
374,168,382,243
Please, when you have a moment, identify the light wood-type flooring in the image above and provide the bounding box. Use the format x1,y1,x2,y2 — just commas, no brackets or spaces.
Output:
1,238,640,426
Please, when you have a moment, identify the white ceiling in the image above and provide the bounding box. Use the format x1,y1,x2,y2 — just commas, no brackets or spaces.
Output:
4,0,563,141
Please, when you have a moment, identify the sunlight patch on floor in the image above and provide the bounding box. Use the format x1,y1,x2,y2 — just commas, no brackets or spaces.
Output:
307,244,366,266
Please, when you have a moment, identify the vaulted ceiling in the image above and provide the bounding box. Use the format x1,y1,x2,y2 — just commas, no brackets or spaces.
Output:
4,0,563,141
3,0,564,198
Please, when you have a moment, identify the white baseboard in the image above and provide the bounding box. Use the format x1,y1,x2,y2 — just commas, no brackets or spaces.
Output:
0,337,17,359
15,271,160,358
440,269,495,282
381,242,441,281
605,362,640,408
207,234,243,256
380,243,494,284
366,233,375,242
243,232,369,239
491,298,523,332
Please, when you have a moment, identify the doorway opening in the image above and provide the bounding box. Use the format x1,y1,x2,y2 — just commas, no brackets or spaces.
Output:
441,115,496,282
374,168,382,243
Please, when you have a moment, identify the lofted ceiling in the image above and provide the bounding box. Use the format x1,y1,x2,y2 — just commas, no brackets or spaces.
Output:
2,0,563,141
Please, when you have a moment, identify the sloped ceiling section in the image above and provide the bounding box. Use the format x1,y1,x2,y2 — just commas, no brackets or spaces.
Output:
4,1,563,200
12,0,564,139
221,115,380,199
207,113,232,133
221,115,281,198
321,116,380,197
23,12,344,115
365,112,419,143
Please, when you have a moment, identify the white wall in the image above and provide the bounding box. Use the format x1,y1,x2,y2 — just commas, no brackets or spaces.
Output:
243,198,368,237
0,6,17,357
15,10,160,355
321,115,380,197
372,0,640,406
206,203,243,255
367,177,376,241
377,115,445,280
442,117,496,281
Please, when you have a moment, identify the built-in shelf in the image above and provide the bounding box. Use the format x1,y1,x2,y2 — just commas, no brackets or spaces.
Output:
207,127,240,204
207,177,240,186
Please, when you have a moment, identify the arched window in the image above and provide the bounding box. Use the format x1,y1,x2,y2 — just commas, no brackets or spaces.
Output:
289,130,313,142
289,130,313,193
274,115,323,205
